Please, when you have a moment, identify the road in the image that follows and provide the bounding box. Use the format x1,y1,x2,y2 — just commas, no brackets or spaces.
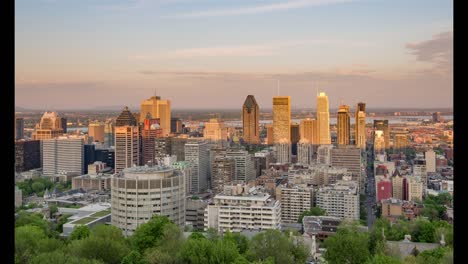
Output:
366,143,377,228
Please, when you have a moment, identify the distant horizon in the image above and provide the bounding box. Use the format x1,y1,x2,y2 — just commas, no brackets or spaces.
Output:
16,0,452,109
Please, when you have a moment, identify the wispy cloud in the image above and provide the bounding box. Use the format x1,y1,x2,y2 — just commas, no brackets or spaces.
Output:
163,0,356,18
406,31,453,76
130,39,372,60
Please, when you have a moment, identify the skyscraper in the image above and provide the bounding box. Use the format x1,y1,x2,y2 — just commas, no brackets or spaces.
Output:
141,115,162,165
211,156,236,194
140,95,171,136
273,96,291,144
275,139,292,164
394,133,408,154
374,120,390,149
88,122,105,143
242,95,260,144
115,107,140,173
299,118,318,144
355,103,366,149
225,148,256,182
104,119,114,147
185,140,210,193
317,92,331,144
15,116,24,140
337,105,350,145
114,126,140,173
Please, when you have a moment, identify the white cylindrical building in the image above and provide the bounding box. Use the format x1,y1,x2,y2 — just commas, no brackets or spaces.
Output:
111,165,186,236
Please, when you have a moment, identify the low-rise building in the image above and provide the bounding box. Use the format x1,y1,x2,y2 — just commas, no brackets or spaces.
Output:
185,199,208,231
62,203,111,236
302,215,342,242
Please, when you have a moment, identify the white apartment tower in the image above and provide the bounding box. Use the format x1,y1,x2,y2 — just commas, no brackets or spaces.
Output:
42,137,84,177
315,181,359,220
185,140,210,193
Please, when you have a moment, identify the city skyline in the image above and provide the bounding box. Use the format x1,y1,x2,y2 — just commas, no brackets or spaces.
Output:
16,0,452,109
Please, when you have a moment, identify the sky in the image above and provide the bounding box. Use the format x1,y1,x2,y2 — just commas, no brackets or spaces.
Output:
15,0,453,110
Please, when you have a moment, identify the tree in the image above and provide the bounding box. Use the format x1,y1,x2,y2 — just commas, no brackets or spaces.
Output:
131,215,172,252
323,225,371,264
365,254,402,264
67,224,130,264
411,218,435,243
70,225,91,240
30,251,104,264
37,238,64,254
224,231,250,255
15,225,47,264
297,207,326,223
32,181,46,194
15,212,52,236
49,204,58,215
121,250,145,264
246,229,306,264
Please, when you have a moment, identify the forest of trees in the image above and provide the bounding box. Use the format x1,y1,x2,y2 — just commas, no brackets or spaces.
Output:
15,212,453,264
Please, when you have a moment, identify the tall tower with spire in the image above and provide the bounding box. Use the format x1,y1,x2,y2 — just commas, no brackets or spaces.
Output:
242,95,260,144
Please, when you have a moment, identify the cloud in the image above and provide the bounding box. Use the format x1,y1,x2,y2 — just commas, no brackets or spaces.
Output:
406,31,453,75
164,0,356,18
130,39,372,60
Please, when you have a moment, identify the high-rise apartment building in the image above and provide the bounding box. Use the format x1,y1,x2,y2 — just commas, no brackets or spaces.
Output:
317,92,331,144
413,159,427,194
276,184,313,223
114,126,139,173
185,140,210,193
203,118,227,142
275,141,292,164
406,177,423,202
242,95,260,145
104,119,114,147
391,170,405,200
317,145,333,165
330,146,362,190
211,156,236,194
141,116,162,165
31,112,64,140
337,105,350,145
374,120,390,149
140,95,171,136
315,181,359,220
355,103,366,149
111,166,186,236
88,122,105,143
425,149,436,173
42,136,84,177
225,148,255,182
297,141,314,165
273,96,291,144
15,116,24,140
300,118,318,144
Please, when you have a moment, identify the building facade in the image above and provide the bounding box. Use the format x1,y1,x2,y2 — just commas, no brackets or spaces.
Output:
317,92,331,144
337,105,350,145
211,156,236,194
204,185,281,233
111,166,186,236
88,122,105,143
273,96,291,144
276,184,313,223
114,126,140,173
185,140,210,193
242,95,261,145
315,181,359,220
140,95,171,136
300,118,319,144
42,137,84,177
